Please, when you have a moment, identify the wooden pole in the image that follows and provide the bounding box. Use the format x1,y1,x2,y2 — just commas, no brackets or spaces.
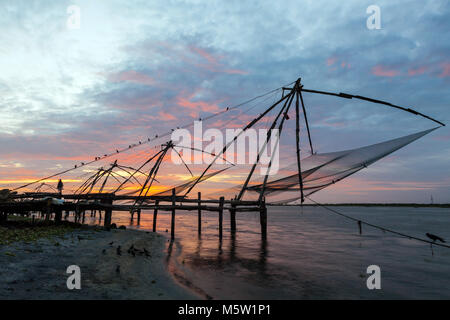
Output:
230,199,236,233
171,188,176,240
55,208,62,224
46,200,51,221
197,192,202,235
218,196,224,239
137,209,141,225
104,198,112,229
54,192,62,223
152,200,159,232
260,199,267,240
294,84,305,203
185,93,292,197
104,208,112,229
237,91,294,201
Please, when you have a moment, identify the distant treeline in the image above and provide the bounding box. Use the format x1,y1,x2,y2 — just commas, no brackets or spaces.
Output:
271,203,450,208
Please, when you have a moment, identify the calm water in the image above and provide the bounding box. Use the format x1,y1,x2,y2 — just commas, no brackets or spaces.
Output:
85,206,450,299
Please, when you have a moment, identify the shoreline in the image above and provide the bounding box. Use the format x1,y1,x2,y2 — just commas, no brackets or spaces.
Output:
272,203,450,208
0,226,198,299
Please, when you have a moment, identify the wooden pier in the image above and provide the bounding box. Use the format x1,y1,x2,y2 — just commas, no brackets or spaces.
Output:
1,191,268,240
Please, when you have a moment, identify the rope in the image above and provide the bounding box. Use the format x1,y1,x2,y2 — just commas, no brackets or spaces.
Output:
306,196,450,249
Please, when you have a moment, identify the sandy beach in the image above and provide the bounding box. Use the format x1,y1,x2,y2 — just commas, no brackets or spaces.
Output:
0,226,198,300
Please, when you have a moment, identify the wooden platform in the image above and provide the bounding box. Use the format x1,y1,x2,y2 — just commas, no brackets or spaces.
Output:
1,191,268,240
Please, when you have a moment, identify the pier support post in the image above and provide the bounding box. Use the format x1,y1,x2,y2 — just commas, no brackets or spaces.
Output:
259,199,267,240
74,206,80,223
46,201,51,221
230,199,236,233
54,208,62,224
82,210,86,224
137,209,141,225
197,192,202,235
218,197,224,240
0,212,6,224
153,200,159,232
171,188,176,240
104,209,112,229
103,198,113,229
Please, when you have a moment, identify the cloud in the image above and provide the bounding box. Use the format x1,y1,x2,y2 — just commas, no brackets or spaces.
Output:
372,65,400,77
0,0,449,201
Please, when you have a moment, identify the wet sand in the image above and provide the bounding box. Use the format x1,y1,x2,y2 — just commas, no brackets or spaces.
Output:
0,227,198,299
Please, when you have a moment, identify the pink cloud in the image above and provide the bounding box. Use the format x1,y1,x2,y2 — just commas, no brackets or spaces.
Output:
158,111,176,121
439,62,450,78
372,65,400,77
327,57,337,66
176,91,221,113
189,46,249,75
408,66,427,76
108,70,156,86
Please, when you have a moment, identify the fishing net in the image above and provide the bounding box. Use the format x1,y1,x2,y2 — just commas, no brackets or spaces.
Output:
212,127,437,204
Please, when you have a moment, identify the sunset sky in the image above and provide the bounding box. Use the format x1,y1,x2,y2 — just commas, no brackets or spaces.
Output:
0,0,449,203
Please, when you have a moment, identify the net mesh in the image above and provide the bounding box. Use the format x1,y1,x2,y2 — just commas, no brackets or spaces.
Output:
226,127,438,203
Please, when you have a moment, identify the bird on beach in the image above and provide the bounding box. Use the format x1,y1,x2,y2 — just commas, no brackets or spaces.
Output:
426,233,446,243
116,246,122,256
109,241,114,246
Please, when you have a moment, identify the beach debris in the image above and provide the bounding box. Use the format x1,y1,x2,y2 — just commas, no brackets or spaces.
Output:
143,248,151,257
116,246,121,256
426,233,445,243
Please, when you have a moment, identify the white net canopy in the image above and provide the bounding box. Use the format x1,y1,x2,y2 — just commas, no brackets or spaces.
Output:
231,127,438,204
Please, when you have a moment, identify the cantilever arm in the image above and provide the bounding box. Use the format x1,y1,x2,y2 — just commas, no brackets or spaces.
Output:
295,88,445,127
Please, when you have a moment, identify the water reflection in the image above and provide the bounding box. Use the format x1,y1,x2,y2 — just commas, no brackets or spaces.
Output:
75,206,450,299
